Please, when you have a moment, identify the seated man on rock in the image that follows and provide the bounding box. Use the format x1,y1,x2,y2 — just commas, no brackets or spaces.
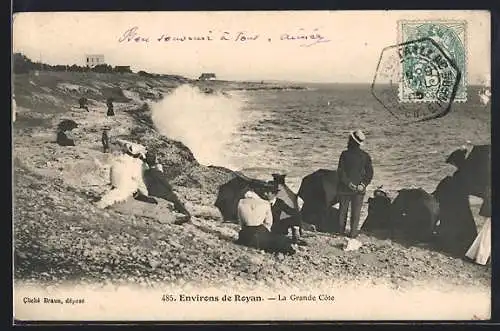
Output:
142,150,191,224
265,181,307,246
236,185,297,255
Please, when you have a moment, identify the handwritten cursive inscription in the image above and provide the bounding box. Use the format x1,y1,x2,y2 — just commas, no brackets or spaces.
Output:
118,26,150,43
118,26,330,47
280,28,330,47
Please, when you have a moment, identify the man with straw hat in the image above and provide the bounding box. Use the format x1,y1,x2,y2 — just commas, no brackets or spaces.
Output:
336,129,374,239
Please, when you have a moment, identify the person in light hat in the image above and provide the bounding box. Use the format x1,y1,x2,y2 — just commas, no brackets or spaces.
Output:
336,129,374,239
95,142,149,209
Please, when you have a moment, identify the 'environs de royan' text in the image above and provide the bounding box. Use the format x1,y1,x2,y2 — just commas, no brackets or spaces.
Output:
162,294,263,302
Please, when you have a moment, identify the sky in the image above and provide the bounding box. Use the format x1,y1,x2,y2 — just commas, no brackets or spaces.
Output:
12,11,491,84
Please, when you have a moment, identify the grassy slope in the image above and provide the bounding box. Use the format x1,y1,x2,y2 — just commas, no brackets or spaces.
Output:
13,71,490,291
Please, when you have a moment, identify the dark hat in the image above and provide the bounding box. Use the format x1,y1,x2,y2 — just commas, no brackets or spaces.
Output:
446,147,468,169
271,173,287,184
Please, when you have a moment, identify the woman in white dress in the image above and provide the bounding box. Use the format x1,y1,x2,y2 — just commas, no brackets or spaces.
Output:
465,192,491,265
95,142,148,209
12,94,16,122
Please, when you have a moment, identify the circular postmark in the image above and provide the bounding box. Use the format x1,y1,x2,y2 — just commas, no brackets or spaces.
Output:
371,37,461,124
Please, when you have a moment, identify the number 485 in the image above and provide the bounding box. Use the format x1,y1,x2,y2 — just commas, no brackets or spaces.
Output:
162,294,175,302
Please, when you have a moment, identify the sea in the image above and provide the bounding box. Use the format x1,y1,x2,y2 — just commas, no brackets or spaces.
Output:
151,83,491,202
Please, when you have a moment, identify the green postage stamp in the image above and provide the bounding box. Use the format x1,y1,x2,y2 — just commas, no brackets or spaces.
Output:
398,20,467,102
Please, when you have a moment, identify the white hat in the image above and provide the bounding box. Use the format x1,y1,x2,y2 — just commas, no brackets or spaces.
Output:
123,142,147,159
350,130,366,145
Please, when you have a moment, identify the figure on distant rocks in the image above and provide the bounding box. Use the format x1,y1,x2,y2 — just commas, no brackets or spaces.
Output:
56,119,79,147
142,151,191,224
106,97,115,116
78,97,89,112
236,184,297,255
337,130,374,238
101,127,110,153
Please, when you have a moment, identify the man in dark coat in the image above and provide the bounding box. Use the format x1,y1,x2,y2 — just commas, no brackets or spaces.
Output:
264,182,307,246
101,127,110,153
79,97,89,111
106,98,115,116
143,151,191,224
336,130,374,238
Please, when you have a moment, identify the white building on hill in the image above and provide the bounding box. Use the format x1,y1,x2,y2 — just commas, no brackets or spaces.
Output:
85,54,105,68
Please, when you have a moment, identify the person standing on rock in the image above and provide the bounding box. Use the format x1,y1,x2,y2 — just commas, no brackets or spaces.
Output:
106,97,115,116
101,127,111,153
79,97,89,112
236,184,296,255
337,130,374,239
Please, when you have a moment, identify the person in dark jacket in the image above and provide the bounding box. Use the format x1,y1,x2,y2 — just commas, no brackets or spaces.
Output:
337,130,374,238
101,127,110,153
264,183,307,246
106,98,115,116
79,97,89,111
143,151,191,224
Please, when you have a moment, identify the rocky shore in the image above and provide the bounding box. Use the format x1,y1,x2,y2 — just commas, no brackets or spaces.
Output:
13,71,490,293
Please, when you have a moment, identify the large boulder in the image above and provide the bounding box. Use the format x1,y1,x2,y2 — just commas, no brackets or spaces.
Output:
297,169,339,231
389,188,439,243
362,187,392,233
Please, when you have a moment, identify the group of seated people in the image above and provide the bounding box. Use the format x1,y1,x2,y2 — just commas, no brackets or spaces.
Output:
235,181,307,255
95,140,192,224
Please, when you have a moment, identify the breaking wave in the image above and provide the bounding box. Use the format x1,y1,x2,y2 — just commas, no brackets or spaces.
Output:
151,84,245,167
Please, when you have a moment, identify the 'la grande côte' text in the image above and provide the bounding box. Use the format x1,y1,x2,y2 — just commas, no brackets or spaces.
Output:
160,294,335,303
